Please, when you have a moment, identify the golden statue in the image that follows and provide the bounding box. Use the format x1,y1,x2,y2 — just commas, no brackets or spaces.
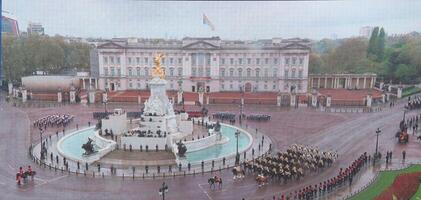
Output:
152,53,165,79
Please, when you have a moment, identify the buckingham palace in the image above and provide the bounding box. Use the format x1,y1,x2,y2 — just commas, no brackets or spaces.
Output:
93,36,310,95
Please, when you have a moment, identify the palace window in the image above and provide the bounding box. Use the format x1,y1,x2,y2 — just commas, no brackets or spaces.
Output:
144,57,148,65
256,58,260,65
298,70,303,78
145,68,149,76
207,58,211,65
272,84,276,90
284,69,289,78
292,57,296,65
116,57,120,64
230,83,233,89
264,84,267,90
136,57,140,64
178,68,183,76
274,58,278,64
192,68,197,76
299,57,304,65
285,58,290,65
247,68,251,77
298,83,302,90
256,68,260,77
111,67,115,76
291,69,296,78
238,58,243,65
178,58,182,65
128,57,132,65
221,84,225,90
129,82,133,88
230,58,234,65
247,58,251,65
117,68,121,76
162,58,166,65
137,82,141,88
137,67,141,76
103,57,108,64
206,68,211,76
128,68,133,76
238,68,243,77
264,68,268,77
265,58,269,65
170,58,174,64
221,58,225,65
273,68,277,77
110,57,114,64
220,68,225,77
229,68,234,77
104,68,108,76
169,68,174,76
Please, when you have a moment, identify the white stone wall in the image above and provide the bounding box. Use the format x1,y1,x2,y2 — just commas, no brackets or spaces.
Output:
96,38,310,94
121,136,170,150
101,112,128,135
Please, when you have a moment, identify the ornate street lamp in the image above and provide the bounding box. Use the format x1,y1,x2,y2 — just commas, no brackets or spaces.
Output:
159,182,169,200
374,128,382,161
235,130,240,165
39,128,44,160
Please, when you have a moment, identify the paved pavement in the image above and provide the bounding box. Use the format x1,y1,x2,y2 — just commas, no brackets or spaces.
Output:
1,92,421,200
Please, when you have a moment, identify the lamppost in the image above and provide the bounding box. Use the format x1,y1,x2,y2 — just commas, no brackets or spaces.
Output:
239,85,244,125
39,128,44,160
374,128,382,160
103,89,108,116
159,182,168,200
235,130,240,165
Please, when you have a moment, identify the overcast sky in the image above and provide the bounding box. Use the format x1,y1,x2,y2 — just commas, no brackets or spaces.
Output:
3,0,421,40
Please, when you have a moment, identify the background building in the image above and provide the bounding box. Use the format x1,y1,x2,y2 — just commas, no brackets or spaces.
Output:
94,37,310,95
1,11,20,36
359,26,375,38
27,22,44,35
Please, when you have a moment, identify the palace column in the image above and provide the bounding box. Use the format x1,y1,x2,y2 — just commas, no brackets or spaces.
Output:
356,78,360,89
363,78,367,89
311,78,314,88
331,78,334,88
89,78,92,90
324,78,327,89
317,78,321,88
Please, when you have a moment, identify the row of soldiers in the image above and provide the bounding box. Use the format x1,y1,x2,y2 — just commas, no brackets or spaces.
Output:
33,114,74,130
407,96,421,110
246,114,271,121
275,152,367,200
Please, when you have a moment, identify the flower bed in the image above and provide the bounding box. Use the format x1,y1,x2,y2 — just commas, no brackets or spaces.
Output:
375,171,421,200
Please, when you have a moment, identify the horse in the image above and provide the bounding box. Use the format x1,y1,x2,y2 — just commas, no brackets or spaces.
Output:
255,174,268,187
208,176,223,189
232,166,245,180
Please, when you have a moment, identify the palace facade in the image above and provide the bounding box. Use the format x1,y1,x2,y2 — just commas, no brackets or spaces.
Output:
94,37,310,94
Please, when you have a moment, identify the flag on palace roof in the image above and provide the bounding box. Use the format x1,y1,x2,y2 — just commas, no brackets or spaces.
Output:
203,14,215,31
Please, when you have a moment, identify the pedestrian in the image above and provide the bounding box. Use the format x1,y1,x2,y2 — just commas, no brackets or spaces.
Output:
386,153,389,164
402,150,406,161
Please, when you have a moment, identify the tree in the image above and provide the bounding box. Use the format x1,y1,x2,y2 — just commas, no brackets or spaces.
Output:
308,53,324,74
376,28,386,61
1,34,91,83
367,27,379,58
394,64,417,83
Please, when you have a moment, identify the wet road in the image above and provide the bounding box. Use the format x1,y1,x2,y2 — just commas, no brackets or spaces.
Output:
0,93,418,200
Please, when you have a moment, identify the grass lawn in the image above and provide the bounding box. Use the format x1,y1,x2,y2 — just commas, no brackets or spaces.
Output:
411,184,421,200
403,86,421,97
350,165,421,200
